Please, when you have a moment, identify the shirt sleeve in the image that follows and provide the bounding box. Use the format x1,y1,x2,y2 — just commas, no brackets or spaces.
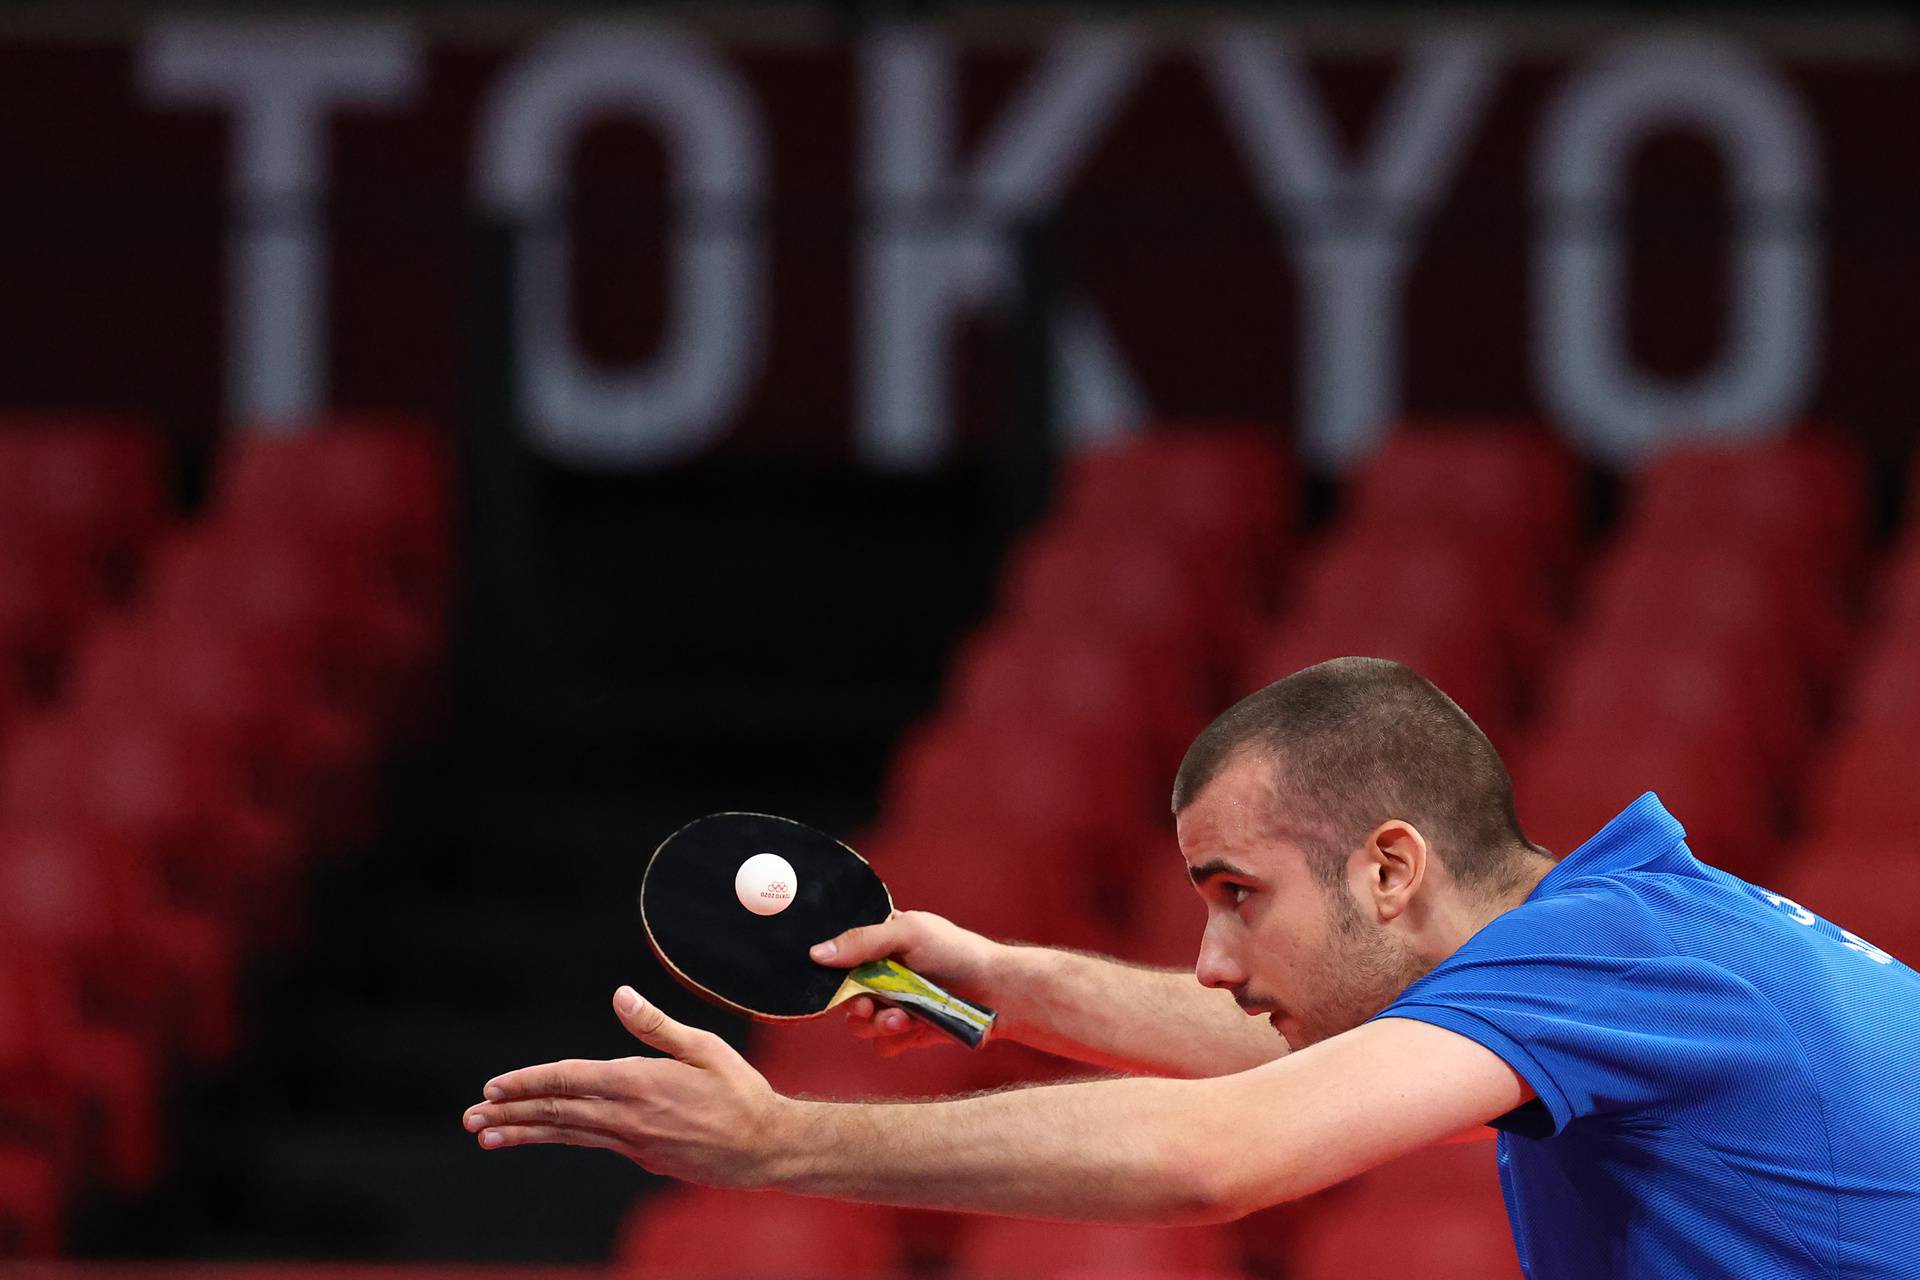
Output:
1368,887,1780,1137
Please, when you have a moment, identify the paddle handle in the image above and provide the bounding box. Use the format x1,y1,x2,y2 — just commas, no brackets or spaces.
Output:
846,959,996,1049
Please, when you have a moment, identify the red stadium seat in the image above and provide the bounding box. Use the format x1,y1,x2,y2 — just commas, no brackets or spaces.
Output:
0,944,159,1194
0,671,24,741
860,820,1125,955
68,613,378,846
212,417,451,609
0,823,237,1067
1280,1140,1516,1280
1539,635,1810,785
1001,526,1241,679
0,949,84,1183
1769,833,1920,966
1286,1175,1519,1279
1582,537,1839,686
881,718,1164,890
146,532,340,638
1344,422,1581,573
0,712,304,941
1625,436,1866,588
1125,863,1211,970
146,530,441,731
1341,1134,1507,1200
1801,729,1917,837
1056,426,1293,571
614,1185,906,1278
1833,634,1920,734
0,415,167,582
951,1216,1245,1279
947,618,1205,772
1515,728,1777,878
1285,524,1554,681
1873,538,1920,635
1291,523,1543,621
0,1148,63,1255
0,528,110,700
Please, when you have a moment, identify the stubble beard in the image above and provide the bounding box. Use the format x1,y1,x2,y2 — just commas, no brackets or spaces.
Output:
1292,886,1434,1049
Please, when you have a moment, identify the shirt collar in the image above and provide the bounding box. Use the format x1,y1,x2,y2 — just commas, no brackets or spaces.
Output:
1526,791,1689,902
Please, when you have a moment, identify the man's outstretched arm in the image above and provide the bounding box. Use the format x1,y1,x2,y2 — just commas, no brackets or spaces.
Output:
814,911,1286,1077
464,989,1530,1223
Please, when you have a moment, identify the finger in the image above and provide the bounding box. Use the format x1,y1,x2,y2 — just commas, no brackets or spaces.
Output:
465,1097,625,1133
853,1007,913,1040
845,999,917,1041
613,986,727,1065
484,1058,629,1103
844,997,893,1040
874,1025,948,1058
809,919,903,969
476,1123,627,1154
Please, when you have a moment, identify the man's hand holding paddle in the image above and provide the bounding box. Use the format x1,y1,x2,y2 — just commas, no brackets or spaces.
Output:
814,910,1000,1057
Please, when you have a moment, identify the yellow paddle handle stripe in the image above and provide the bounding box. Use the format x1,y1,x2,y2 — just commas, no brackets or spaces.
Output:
846,959,995,1048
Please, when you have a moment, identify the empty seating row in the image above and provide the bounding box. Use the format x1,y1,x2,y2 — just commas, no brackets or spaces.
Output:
0,414,451,1256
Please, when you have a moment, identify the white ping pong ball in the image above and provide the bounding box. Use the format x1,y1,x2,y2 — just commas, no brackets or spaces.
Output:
735,852,798,916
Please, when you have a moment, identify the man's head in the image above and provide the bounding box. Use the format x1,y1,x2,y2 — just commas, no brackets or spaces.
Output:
1172,656,1549,1050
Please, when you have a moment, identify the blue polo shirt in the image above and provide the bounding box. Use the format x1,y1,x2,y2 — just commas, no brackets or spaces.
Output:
1373,792,1920,1278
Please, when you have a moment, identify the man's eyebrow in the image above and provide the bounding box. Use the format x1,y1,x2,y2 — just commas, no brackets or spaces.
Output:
1187,859,1254,887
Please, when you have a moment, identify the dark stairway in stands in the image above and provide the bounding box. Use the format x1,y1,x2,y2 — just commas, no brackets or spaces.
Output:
76,461,1005,1261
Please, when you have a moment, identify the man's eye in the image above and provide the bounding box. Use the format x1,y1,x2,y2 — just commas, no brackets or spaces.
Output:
1226,884,1252,906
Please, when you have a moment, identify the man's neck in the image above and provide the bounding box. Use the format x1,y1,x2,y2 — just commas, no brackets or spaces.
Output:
1474,853,1557,929
1422,852,1558,966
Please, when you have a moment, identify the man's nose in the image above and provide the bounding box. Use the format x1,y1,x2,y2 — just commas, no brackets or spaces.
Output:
1194,914,1246,991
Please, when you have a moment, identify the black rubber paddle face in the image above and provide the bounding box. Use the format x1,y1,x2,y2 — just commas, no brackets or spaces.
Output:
641,812,894,1019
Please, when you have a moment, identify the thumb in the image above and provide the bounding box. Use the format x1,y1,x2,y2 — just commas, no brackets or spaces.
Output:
809,919,899,969
613,986,721,1064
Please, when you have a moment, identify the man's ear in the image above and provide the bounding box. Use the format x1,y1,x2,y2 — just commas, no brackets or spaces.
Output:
1362,820,1428,922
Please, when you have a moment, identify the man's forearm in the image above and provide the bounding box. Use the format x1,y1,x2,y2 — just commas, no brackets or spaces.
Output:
756,1019,1526,1224
770,1074,1230,1222
987,943,1287,1077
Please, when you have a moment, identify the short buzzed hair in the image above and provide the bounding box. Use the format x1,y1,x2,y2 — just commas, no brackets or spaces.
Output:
1173,657,1541,893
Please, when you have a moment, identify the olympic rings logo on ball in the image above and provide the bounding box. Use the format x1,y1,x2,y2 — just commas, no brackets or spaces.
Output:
736,853,799,916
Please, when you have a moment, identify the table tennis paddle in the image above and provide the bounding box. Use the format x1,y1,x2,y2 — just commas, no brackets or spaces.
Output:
640,812,996,1048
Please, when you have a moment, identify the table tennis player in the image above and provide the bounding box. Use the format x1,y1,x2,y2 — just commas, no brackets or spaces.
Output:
465,657,1920,1276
